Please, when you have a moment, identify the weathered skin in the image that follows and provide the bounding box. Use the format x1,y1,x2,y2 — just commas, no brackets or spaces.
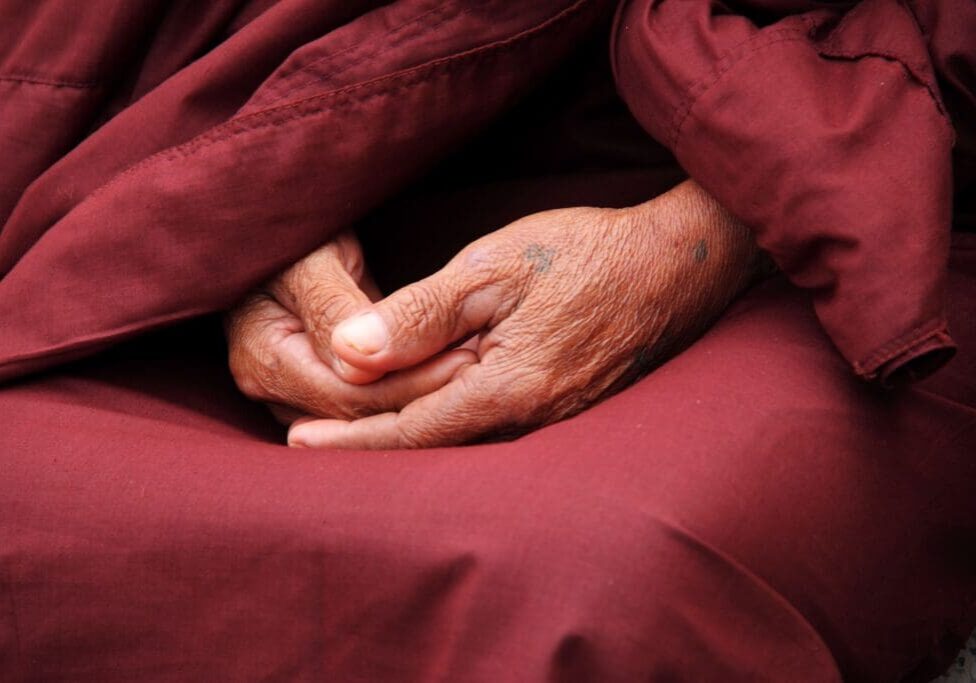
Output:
226,231,477,424
227,180,761,448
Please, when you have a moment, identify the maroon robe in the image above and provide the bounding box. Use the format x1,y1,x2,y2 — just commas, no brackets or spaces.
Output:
1,1,974,680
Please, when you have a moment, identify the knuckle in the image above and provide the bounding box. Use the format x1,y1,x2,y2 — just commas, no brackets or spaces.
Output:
274,260,313,307
227,333,282,402
395,417,438,450
281,249,351,308
228,354,265,401
298,378,377,421
226,323,261,398
459,242,518,287
394,284,452,338
332,400,375,422
482,363,545,424
461,242,504,274
304,280,358,332
335,232,366,281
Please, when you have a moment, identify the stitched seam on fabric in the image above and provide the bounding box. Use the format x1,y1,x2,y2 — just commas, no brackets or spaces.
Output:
670,11,951,148
816,49,949,120
0,0,595,372
287,6,470,98
63,0,591,209
861,319,948,367
668,25,812,148
0,73,99,89
254,2,448,104
276,3,446,80
817,0,947,118
265,3,469,104
851,317,950,376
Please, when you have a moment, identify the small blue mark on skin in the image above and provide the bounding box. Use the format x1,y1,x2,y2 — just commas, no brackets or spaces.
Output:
693,239,708,263
524,244,556,273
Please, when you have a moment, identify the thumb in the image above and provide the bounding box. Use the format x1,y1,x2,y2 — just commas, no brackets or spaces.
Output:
269,239,381,384
331,252,513,374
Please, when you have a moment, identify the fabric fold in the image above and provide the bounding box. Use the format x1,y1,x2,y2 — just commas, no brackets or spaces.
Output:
0,0,612,382
613,0,958,382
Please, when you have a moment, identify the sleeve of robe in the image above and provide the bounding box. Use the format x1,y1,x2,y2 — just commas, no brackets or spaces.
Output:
612,0,960,385
0,0,613,382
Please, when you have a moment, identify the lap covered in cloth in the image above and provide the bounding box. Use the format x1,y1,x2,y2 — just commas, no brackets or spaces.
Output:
0,1,974,680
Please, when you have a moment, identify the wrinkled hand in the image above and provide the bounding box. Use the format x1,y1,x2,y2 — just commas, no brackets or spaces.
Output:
289,180,760,449
226,231,476,424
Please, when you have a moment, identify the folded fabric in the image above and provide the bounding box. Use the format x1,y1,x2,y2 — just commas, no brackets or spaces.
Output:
0,0,613,382
612,0,976,384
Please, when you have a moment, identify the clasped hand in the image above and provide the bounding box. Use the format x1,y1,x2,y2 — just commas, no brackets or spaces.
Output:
226,180,759,449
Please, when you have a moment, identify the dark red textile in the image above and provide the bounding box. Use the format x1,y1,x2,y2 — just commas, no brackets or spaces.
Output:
1,244,974,681
0,0,612,381
613,0,976,383
1,1,975,681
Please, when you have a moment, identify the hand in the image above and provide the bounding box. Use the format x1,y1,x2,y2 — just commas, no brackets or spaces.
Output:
225,231,476,424
288,180,761,449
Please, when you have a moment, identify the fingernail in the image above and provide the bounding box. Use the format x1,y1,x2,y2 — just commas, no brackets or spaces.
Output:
288,429,308,448
336,312,388,355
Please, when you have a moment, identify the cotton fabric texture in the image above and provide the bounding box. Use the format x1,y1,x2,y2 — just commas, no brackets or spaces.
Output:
0,1,974,681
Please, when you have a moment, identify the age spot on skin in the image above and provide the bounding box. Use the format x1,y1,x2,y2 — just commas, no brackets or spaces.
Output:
693,239,708,263
524,244,556,273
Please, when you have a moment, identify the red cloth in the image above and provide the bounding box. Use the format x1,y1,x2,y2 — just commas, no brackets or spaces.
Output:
1,1,975,681
613,0,976,384
1,248,974,681
0,0,613,380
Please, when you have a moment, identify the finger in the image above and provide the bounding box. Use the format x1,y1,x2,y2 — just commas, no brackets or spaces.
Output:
226,292,303,400
331,247,516,374
256,329,478,420
226,291,302,343
288,413,399,449
228,287,479,419
360,266,382,302
266,403,309,426
288,363,515,449
269,236,382,384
